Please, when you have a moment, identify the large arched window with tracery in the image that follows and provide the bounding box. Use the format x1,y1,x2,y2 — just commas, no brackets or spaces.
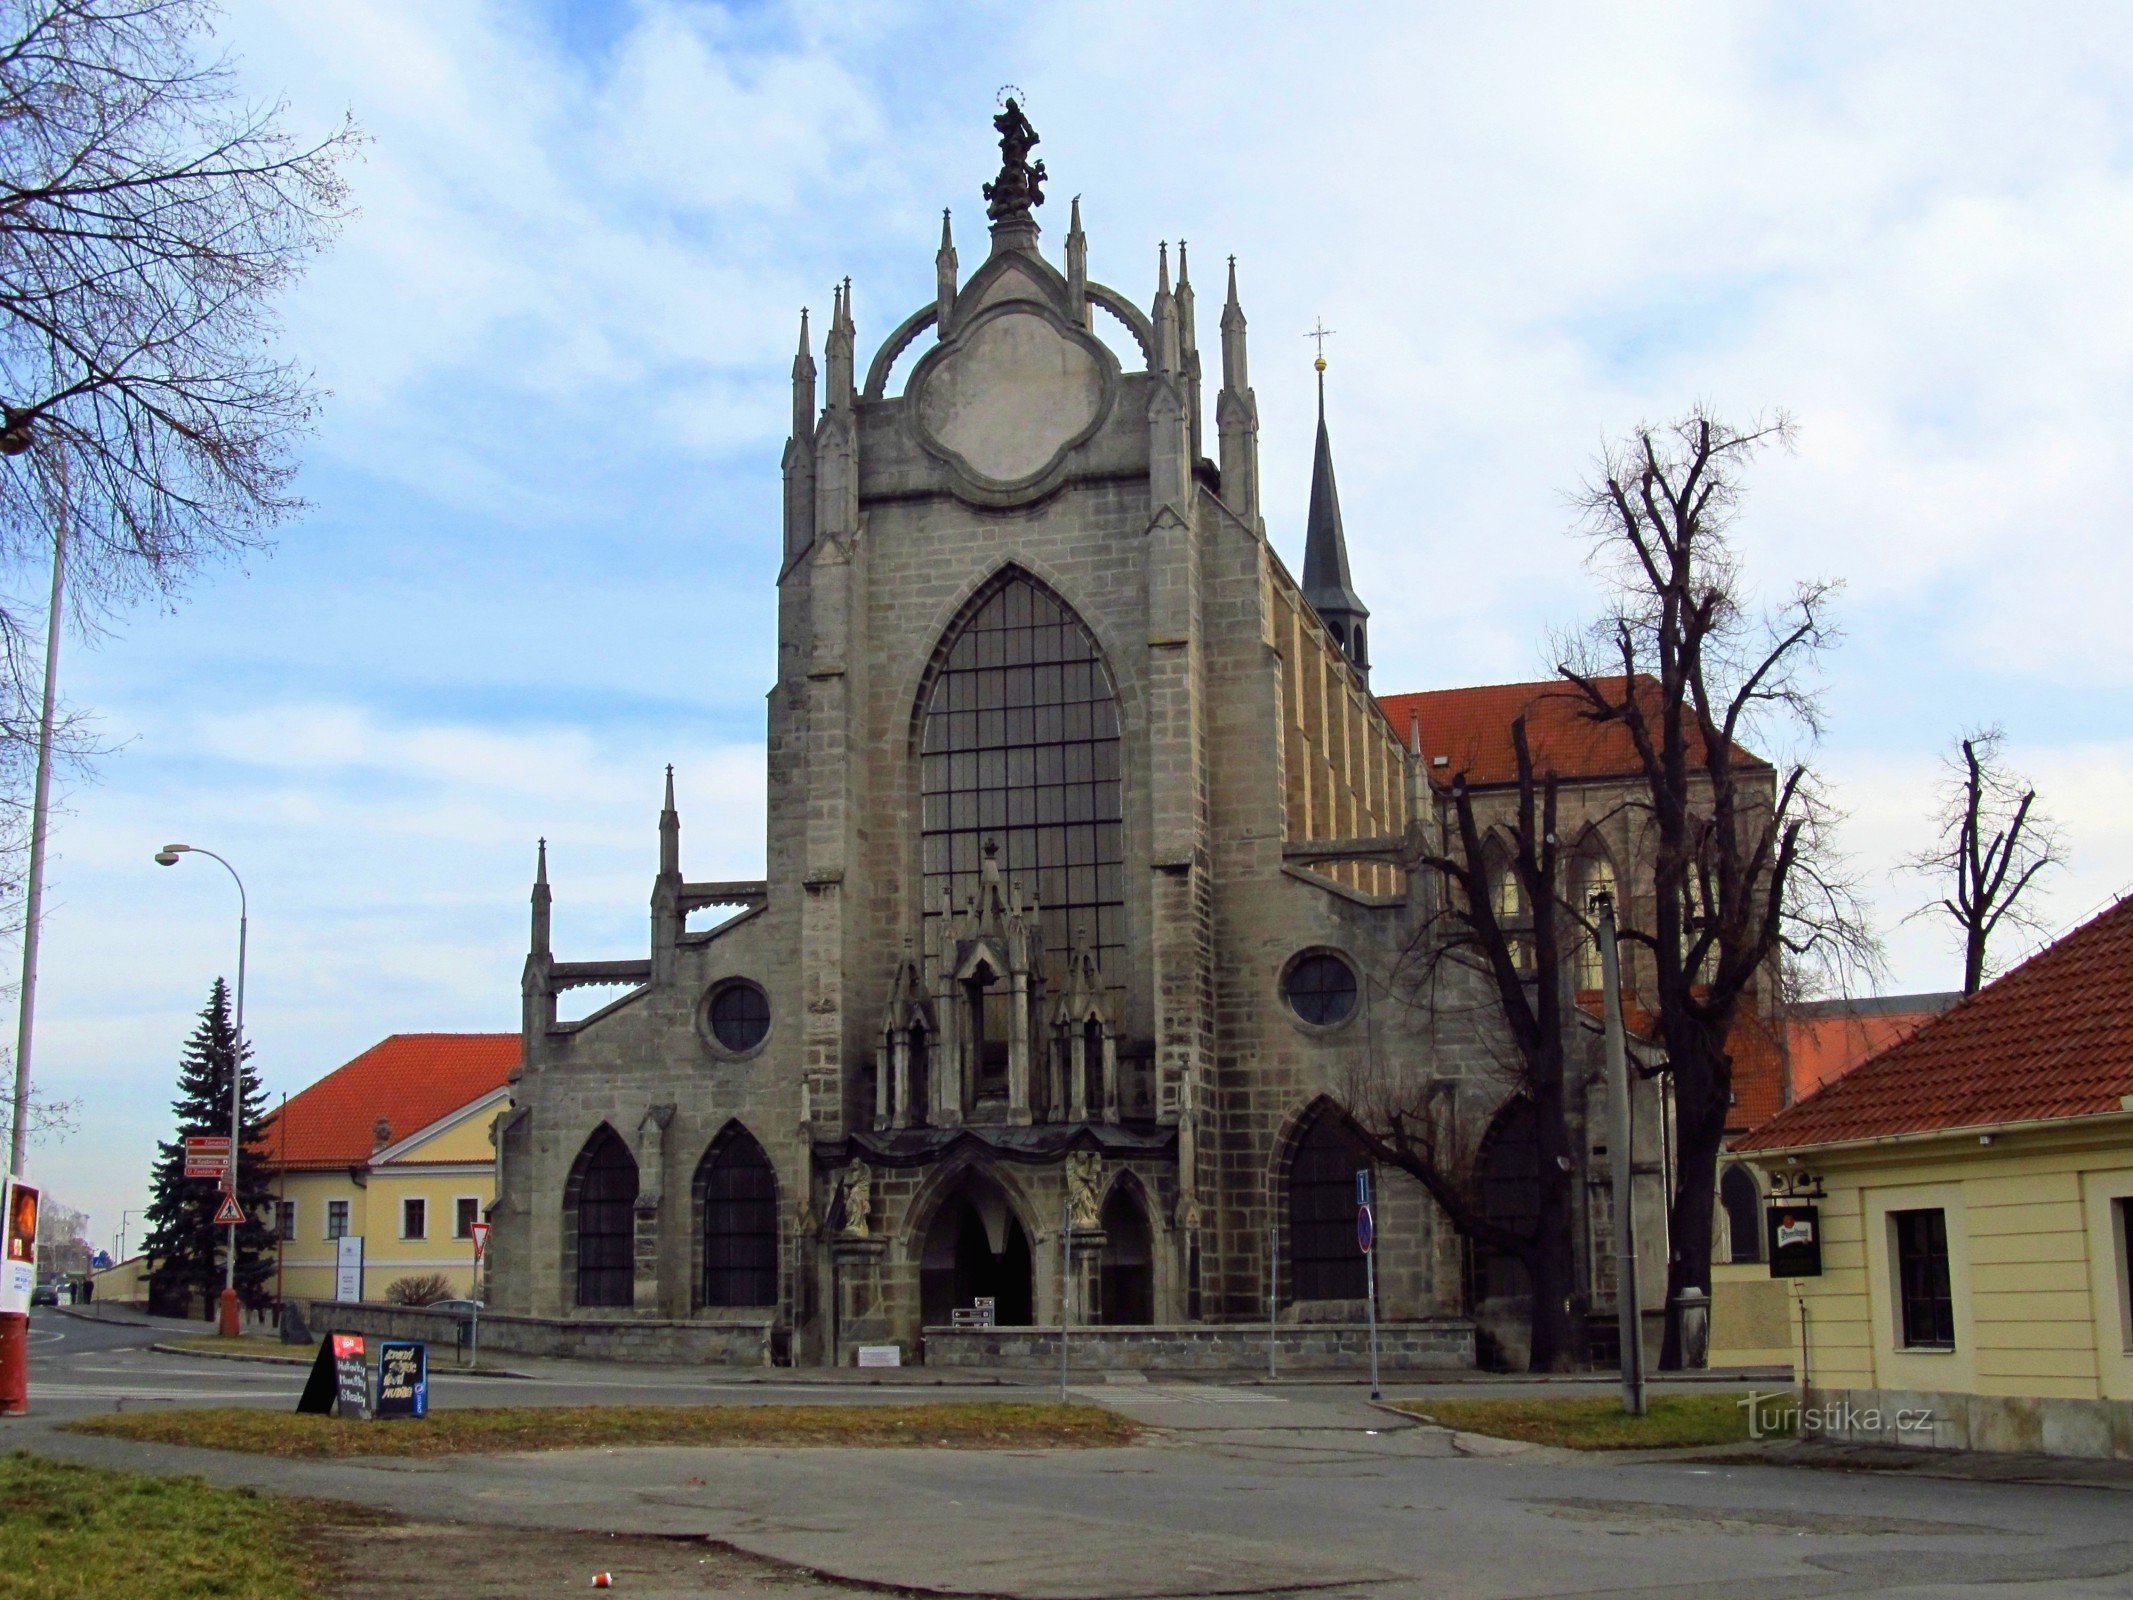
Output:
920,573,1124,999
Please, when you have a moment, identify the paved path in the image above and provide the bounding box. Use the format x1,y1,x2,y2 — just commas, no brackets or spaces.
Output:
14,1310,2133,1598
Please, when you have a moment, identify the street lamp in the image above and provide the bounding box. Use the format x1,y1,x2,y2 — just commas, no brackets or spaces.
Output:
155,844,248,1337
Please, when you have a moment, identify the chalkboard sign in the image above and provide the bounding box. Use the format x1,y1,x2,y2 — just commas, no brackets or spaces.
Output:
297,1332,370,1419
376,1340,428,1420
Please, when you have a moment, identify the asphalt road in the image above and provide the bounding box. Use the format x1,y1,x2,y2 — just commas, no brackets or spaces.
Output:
14,1308,2133,1599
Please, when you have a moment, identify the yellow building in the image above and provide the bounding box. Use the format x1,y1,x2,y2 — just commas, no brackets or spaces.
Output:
262,1033,518,1307
1737,898,2133,1459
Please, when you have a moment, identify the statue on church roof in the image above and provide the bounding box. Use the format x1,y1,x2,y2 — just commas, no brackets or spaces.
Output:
983,97,1047,226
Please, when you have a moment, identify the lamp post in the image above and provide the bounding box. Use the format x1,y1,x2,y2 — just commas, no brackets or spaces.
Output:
155,844,248,1337
1593,889,1646,1417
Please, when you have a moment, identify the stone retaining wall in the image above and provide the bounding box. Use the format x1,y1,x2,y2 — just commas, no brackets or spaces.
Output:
921,1320,1475,1371
303,1301,774,1366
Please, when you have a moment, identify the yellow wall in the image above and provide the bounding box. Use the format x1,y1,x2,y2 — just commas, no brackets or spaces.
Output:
1709,1261,1794,1368
1750,1119,2133,1403
269,1095,502,1306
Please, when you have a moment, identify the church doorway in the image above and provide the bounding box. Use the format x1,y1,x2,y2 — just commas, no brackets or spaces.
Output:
1287,1105,1368,1302
1097,1185,1153,1324
919,1173,1033,1327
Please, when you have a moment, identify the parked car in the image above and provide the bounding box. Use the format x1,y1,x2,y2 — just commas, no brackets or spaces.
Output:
428,1299,483,1316
30,1281,57,1307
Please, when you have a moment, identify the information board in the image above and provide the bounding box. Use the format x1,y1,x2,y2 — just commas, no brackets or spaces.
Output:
376,1340,428,1419
334,1235,364,1302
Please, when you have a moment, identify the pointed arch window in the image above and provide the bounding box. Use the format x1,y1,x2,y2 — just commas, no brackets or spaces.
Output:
1288,1107,1368,1302
570,1126,637,1309
698,1127,778,1308
920,574,1124,1000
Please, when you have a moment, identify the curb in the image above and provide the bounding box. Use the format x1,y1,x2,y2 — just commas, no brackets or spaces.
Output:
147,1342,536,1380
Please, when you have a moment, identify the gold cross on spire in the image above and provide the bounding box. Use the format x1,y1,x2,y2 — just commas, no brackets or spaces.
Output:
1305,318,1335,372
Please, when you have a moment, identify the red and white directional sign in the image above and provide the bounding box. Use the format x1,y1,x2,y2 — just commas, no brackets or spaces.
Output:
184,1135,231,1180
469,1221,490,1262
213,1191,246,1227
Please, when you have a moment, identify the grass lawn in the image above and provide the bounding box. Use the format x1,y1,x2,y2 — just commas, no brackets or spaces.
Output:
68,1400,1140,1459
0,1450,364,1600
1388,1390,1775,1450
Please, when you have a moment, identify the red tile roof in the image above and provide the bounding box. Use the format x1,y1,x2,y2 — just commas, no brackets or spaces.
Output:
1377,676,1758,789
1737,898,2133,1153
262,1033,519,1171
1784,995,1960,1102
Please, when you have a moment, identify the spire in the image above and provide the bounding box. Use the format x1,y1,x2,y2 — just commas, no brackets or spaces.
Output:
825,279,854,409
530,837,551,960
1215,255,1260,525
791,307,815,440
1301,354,1370,678
1151,241,1180,378
1175,239,1201,464
935,210,958,334
1065,195,1088,325
658,764,679,879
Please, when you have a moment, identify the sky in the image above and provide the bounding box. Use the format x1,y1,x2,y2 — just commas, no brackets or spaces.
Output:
17,0,2133,1253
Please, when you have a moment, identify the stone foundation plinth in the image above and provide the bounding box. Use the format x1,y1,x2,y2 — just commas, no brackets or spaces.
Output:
922,1320,1474,1371
305,1301,774,1365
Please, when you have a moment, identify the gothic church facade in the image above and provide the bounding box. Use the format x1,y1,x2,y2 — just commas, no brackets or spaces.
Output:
486,108,1662,1366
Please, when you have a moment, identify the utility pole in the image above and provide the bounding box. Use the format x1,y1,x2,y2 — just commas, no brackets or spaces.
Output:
1595,890,1645,1416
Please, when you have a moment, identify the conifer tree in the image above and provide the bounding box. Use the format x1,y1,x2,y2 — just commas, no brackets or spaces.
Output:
141,978,273,1316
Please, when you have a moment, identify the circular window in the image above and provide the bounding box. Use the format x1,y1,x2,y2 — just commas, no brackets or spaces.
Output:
1284,952,1357,1027
706,981,771,1053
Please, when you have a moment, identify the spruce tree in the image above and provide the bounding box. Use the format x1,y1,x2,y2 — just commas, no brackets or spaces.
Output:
141,979,274,1317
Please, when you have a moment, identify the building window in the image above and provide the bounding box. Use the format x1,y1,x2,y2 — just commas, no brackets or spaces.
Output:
1721,1165,1762,1263
326,1200,349,1240
920,573,1124,1007
454,1197,480,1240
1574,854,1617,990
698,1126,778,1308
572,1125,638,1309
402,1198,427,1241
1283,952,1357,1027
276,1200,297,1242
1288,1108,1367,1301
1488,855,1533,972
705,980,771,1054
1892,1207,1955,1350
2116,1198,2133,1352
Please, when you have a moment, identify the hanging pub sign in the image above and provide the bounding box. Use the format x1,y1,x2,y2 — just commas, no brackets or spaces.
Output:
375,1341,429,1420
1767,1203,1823,1278
297,1332,371,1419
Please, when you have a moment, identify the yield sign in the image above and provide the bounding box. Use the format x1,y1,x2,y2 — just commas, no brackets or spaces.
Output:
469,1221,490,1261
213,1191,246,1227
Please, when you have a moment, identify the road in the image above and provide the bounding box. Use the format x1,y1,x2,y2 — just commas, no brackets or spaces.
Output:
14,1309,2133,1599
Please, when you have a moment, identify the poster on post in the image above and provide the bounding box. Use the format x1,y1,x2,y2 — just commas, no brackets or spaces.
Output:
375,1341,428,1419
1,1178,39,1315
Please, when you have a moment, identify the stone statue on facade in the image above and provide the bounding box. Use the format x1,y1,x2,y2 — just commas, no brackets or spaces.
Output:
837,1160,874,1238
1065,1149,1103,1230
983,98,1046,224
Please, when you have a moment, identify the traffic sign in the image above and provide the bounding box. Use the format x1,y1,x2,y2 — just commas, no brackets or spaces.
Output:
1354,1169,1371,1206
469,1221,490,1262
213,1192,245,1227
184,1136,231,1180
1356,1202,1374,1254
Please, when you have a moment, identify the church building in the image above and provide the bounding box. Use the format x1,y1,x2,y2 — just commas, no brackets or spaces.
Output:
485,105,1680,1368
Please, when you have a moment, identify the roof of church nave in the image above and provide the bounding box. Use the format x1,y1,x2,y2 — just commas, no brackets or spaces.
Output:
1376,676,1771,791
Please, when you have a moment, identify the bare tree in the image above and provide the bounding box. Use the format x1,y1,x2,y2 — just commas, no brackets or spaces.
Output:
0,0,357,729
1345,715,1583,1371
1559,409,1875,1370
1902,729,2063,994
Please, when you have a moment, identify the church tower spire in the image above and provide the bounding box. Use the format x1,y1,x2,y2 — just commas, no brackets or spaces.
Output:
1065,195,1088,326
1300,350,1369,677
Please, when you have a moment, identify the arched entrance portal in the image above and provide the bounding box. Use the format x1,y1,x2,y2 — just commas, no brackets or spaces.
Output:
1098,1186,1153,1325
919,1173,1033,1327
